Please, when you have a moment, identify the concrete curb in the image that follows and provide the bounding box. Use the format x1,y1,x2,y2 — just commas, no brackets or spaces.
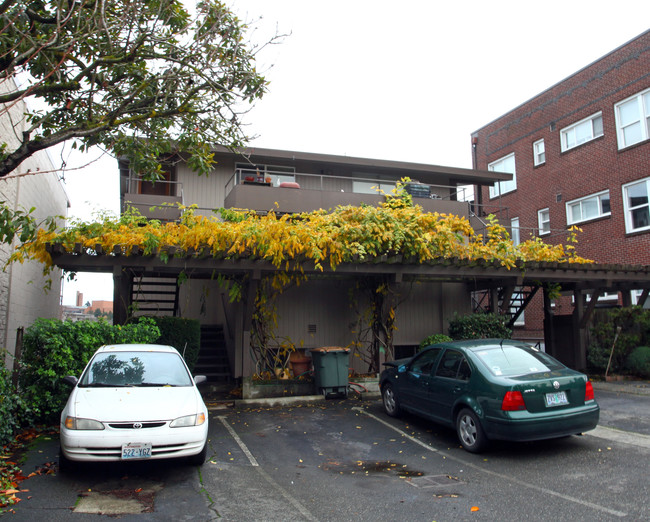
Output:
205,391,383,411
591,380,650,396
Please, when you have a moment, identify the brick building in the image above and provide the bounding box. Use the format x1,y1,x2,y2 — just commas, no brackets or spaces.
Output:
471,30,650,342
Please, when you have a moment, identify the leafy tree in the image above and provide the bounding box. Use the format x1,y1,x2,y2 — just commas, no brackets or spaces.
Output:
0,0,272,179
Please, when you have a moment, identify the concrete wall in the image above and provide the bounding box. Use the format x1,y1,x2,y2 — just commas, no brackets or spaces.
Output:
0,78,69,365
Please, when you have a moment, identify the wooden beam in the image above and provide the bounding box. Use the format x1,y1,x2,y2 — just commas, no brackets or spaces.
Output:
579,288,602,329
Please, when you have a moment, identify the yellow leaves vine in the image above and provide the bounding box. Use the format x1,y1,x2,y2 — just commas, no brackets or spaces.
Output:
12,203,592,273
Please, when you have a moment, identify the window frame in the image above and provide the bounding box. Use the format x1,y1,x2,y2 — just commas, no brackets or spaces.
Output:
565,190,611,225
622,177,650,233
614,87,650,149
510,217,520,246
488,152,517,198
533,139,545,166
560,112,604,152
538,208,550,236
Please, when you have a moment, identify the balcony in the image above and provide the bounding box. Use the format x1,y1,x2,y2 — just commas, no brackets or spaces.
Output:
224,169,473,218
122,178,184,221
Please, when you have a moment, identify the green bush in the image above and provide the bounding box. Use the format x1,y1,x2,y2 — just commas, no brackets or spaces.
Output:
448,313,512,340
587,307,650,374
625,346,650,378
148,316,201,372
18,317,160,425
0,354,23,446
419,334,453,350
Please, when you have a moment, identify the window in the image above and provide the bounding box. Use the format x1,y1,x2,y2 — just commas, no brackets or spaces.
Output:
435,350,470,380
510,217,520,245
533,139,545,166
352,181,395,195
137,165,175,196
615,88,650,149
410,348,442,375
560,112,603,152
622,178,650,233
488,153,516,198
566,191,611,225
632,289,650,309
538,208,550,235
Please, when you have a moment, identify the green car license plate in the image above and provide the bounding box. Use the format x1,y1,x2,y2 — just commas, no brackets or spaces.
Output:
121,443,152,460
545,391,568,407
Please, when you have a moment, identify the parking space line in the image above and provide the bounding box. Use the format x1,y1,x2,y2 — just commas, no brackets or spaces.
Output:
217,415,259,466
353,407,627,518
217,415,319,521
589,425,650,449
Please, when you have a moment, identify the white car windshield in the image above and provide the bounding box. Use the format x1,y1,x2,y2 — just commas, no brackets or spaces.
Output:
79,351,193,387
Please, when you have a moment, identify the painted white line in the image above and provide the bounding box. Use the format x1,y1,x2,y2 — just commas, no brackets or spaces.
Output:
353,407,628,518
217,415,259,467
217,415,318,522
588,425,650,449
255,465,319,522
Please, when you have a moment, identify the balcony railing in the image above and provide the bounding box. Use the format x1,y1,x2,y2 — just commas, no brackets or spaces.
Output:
226,168,469,200
224,168,473,217
123,177,184,221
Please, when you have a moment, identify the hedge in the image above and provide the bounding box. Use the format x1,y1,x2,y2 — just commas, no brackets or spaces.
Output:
18,317,160,425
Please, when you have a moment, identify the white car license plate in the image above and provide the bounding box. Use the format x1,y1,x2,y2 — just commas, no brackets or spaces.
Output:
121,443,152,460
545,391,568,407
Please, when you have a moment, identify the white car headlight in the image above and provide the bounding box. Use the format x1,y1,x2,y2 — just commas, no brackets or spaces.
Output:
170,412,206,428
64,416,105,430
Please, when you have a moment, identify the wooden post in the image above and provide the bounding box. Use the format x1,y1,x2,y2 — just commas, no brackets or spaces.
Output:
113,266,132,324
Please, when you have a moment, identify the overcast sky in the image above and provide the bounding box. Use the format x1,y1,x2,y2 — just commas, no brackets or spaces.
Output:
60,0,650,305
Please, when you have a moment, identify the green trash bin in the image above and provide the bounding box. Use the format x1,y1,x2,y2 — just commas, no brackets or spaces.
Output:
310,347,351,398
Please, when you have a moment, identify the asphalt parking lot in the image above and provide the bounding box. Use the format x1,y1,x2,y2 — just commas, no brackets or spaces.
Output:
6,383,650,521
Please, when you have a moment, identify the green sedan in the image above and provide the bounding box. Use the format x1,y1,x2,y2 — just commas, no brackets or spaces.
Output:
379,339,599,453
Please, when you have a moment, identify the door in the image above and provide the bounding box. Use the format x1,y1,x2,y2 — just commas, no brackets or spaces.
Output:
400,348,442,415
429,349,472,423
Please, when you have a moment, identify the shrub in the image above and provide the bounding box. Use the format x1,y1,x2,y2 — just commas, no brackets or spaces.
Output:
625,346,650,379
419,334,453,350
448,313,512,340
18,317,160,425
587,307,650,374
0,354,23,446
148,317,201,372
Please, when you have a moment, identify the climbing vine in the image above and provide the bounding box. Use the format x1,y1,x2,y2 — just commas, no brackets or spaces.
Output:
11,196,591,275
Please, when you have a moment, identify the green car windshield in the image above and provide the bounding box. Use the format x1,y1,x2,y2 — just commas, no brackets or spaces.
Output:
79,351,193,387
472,345,565,377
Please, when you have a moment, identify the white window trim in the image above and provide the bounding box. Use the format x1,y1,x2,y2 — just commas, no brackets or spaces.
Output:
560,112,603,152
565,190,611,225
533,139,545,166
510,217,520,246
488,152,516,198
538,208,550,236
622,177,650,233
614,87,650,149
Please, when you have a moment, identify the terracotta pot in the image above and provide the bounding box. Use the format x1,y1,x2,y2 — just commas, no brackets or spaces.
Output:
289,352,312,377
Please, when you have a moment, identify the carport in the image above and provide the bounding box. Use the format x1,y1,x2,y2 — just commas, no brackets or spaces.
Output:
46,243,650,371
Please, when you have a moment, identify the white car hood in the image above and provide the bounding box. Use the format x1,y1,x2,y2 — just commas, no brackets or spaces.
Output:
69,387,203,422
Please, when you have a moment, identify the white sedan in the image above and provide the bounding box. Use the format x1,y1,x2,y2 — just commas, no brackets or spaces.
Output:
60,344,209,468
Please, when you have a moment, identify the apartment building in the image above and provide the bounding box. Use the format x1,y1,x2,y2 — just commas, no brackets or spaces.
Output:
471,30,650,342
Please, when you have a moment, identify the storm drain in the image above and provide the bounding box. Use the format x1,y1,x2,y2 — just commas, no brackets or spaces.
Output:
405,474,465,489
73,482,162,515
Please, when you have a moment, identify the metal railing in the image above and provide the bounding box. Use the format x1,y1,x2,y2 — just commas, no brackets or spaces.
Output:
225,168,469,201
124,176,184,200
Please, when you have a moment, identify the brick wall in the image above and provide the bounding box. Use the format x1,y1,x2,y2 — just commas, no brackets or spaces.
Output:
472,30,650,339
